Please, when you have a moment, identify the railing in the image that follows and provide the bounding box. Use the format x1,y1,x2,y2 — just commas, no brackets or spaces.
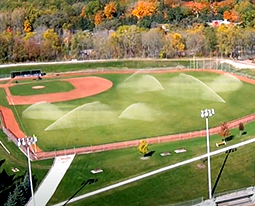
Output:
160,197,204,206
214,186,255,198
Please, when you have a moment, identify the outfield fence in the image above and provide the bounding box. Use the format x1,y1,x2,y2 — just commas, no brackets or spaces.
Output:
35,112,255,160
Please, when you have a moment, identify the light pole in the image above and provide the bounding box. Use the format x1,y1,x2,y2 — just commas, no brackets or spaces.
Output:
201,108,215,199
17,136,37,206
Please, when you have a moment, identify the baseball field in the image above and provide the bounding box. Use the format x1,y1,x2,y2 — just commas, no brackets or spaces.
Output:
0,60,254,205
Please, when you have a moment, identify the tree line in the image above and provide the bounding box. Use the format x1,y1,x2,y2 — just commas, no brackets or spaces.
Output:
0,0,255,63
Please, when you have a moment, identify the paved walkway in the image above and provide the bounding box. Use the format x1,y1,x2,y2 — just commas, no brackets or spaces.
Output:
52,138,255,206
26,154,75,206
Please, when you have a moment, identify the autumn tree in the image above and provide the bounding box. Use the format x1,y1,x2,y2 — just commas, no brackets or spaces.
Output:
80,6,86,18
104,1,117,19
27,39,40,61
23,19,32,33
171,33,185,57
12,37,28,62
116,25,143,58
219,122,230,140
223,10,240,22
238,122,244,136
138,140,148,155
184,1,209,18
216,24,241,57
94,11,103,26
132,0,157,19
43,29,61,59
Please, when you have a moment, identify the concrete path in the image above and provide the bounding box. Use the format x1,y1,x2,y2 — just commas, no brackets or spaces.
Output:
27,154,75,206
52,138,255,206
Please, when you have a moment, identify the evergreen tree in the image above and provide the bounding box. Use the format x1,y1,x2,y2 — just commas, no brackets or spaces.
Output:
4,174,31,206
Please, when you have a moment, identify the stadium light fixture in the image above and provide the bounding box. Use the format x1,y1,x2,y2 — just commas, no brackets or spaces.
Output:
17,137,37,206
201,109,215,199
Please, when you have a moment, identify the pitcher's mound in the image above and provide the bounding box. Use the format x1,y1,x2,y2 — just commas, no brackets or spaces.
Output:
32,86,45,89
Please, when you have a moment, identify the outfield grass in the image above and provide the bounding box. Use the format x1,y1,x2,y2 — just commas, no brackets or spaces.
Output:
9,80,75,96
47,122,255,205
0,59,192,76
8,71,255,151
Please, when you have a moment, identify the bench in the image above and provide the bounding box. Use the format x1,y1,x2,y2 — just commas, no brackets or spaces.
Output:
216,141,226,147
174,148,187,153
160,151,171,156
91,168,103,174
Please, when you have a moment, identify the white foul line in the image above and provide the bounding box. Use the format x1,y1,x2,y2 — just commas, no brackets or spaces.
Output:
52,138,255,206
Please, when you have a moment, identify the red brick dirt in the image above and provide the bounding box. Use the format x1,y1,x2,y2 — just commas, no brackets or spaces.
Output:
4,76,113,105
0,106,26,138
0,69,255,160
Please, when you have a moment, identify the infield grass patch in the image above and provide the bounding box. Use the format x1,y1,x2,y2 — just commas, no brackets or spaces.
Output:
9,80,75,96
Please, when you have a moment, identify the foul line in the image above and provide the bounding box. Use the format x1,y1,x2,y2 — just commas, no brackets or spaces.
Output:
52,138,255,206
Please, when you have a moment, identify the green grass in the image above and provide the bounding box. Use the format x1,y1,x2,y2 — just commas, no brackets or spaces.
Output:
9,71,255,151
9,80,75,96
0,88,9,107
70,147,254,206
47,122,255,205
0,59,192,76
0,130,53,191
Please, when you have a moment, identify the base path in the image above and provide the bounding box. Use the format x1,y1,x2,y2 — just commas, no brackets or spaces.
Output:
26,154,75,206
0,106,26,138
5,76,112,105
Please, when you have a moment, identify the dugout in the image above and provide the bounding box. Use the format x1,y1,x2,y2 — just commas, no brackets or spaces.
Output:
11,69,42,78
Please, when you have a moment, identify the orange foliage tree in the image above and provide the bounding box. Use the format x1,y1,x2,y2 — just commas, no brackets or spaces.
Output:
184,1,209,18
223,10,240,22
80,6,86,18
95,11,103,26
219,122,230,139
132,0,157,19
104,1,117,19
24,19,32,33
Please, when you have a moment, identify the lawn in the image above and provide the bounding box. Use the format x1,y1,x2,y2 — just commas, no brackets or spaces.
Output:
47,122,255,205
8,70,255,151
0,130,53,204
0,59,192,76
9,80,75,96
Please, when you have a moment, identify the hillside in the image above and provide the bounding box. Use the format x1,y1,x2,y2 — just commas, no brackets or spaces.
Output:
0,0,254,63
